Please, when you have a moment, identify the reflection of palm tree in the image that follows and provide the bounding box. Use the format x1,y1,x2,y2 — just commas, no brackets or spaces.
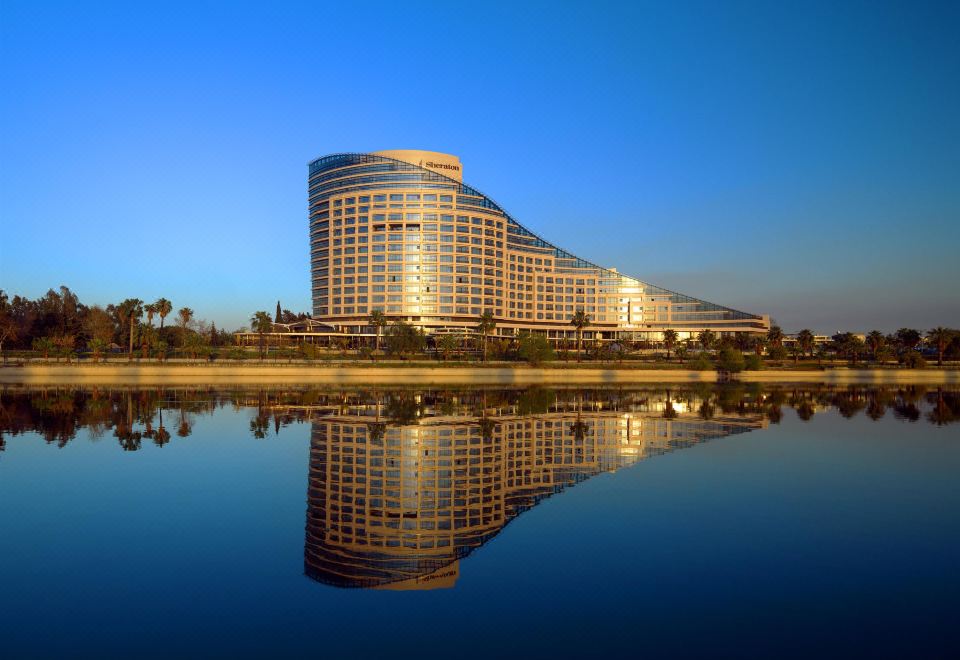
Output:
791,390,815,421
662,389,678,419
366,421,386,444
926,387,959,426
250,415,270,438
386,393,421,426
698,400,714,420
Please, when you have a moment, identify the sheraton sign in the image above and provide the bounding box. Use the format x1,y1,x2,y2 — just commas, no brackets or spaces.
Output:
420,159,461,173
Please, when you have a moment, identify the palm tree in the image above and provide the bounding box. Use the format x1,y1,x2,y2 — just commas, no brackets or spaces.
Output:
866,330,886,363
155,298,173,330
117,298,143,358
927,327,954,367
662,329,678,361
797,329,815,358
895,328,921,355
437,333,458,362
177,307,194,330
767,325,784,349
570,310,590,363
251,311,273,361
476,311,497,362
32,336,54,362
144,303,158,327
697,329,716,352
369,309,387,354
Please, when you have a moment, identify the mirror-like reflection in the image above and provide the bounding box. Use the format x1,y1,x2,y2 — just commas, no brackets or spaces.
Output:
2,383,958,658
305,400,766,589
2,384,958,591
2,385,958,454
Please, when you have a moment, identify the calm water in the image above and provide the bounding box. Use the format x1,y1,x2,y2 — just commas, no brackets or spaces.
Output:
1,384,958,658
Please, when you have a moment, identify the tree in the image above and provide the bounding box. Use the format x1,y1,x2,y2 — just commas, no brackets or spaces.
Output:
895,328,921,355
83,306,115,346
570,310,590,363
476,311,497,362
369,310,387,354
116,298,143,359
32,336,54,362
927,327,955,367
797,329,815,358
697,329,716,352
832,332,864,365
734,332,752,352
789,342,804,364
155,298,173,329
275,301,282,323
144,303,158,327
176,307,194,330
437,333,458,362
89,337,107,363
866,330,886,363
716,346,745,373
662,329,678,361
767,325,784,349
53,334,75,363
0,292,17,357
250,311,273,361
385,321,425,359
518,332,555,366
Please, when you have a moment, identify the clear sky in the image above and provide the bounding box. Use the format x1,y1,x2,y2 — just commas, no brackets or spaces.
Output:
2,0,958,333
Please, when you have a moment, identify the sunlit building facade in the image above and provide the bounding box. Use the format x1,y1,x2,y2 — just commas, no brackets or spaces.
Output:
308,150,769,342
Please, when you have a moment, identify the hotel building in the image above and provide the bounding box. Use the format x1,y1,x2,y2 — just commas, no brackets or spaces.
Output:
308,150,769,343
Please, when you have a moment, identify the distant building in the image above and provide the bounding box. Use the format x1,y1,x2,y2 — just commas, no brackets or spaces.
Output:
305,150,769,344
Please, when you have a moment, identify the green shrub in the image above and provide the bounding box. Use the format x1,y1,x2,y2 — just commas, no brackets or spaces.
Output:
767,346,788,361
691,352,713,371
744,354,764,371
518,333,556,366
901,351,926,368
717,347,745,373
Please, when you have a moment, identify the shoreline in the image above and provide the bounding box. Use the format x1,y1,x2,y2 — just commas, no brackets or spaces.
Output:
1,364,957,386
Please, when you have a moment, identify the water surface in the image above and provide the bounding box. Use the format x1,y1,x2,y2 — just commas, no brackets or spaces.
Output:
1,385,958,657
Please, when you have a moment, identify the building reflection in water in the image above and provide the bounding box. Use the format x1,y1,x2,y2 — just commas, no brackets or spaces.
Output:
304,394,767,590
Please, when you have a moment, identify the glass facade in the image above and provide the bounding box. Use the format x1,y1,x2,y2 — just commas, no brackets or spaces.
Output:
308,150,768,339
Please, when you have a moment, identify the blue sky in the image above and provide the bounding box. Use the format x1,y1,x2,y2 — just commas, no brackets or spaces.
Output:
1,0,958,333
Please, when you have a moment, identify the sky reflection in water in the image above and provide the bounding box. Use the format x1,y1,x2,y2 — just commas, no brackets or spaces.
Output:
1,384,958,658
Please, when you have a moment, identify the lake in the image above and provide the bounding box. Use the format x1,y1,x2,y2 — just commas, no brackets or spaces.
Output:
1,384,958,658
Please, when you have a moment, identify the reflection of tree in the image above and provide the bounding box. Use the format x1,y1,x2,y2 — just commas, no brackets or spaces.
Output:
366,422,386,444
250,415,270,439
385,393,421,426
1,385,959,454
698,399,715,420
478,417,497,443
516,387,555,416
658,389,677,420
832,388,867,419
926,388,959,426
791,390,815,422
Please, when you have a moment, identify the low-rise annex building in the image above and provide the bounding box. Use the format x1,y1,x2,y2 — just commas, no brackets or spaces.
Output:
301,149,768,345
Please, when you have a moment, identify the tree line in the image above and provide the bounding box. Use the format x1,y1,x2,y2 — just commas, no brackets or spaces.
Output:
0,286,233,360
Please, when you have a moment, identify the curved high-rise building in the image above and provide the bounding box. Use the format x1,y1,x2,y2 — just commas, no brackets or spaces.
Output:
308,150,768,342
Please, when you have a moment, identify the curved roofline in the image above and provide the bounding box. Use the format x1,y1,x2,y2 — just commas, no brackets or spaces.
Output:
308,152,762,320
